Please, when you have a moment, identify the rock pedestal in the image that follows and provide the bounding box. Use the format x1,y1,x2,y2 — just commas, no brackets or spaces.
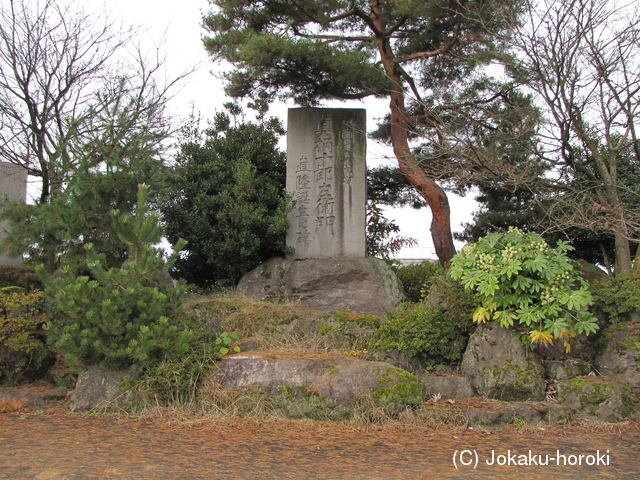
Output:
595,321,640,392
236,257,404,317
70,366,137,412
209,353,418,406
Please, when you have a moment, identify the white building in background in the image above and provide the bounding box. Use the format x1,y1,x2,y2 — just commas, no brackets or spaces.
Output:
0,162,27,267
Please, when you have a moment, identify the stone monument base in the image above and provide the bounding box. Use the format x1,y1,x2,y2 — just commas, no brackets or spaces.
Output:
236,257,404,318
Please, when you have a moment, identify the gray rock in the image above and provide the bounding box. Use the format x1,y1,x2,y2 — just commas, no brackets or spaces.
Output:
157,269,176,288
70,366,137,412
207,353,420,406
543,359,593,380
461,322,546,401
418,374,474,399
556,376,639,423
595,322,640,391
236,257,404,318
465,401,570,427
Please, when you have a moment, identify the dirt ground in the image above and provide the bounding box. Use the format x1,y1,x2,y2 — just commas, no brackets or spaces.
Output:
1,399,640,480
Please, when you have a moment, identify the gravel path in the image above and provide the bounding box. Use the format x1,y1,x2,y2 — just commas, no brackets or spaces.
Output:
1,411,639,479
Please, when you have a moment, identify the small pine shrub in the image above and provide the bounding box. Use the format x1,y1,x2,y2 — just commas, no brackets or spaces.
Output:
0,289,54,385
134,331,224,405
40,185,192,373
393,261,444,303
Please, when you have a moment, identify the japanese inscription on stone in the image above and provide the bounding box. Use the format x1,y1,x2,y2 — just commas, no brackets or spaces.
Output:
286,108,366,258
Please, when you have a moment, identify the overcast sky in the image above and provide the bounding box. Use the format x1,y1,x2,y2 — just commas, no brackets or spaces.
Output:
82,0,476,258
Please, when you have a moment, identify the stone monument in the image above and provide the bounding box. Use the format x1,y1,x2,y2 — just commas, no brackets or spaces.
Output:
0,162,27,267
286,108,366,258
237,108,405,316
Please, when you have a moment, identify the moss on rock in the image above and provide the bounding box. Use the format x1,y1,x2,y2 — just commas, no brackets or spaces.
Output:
482,361,546,401
557,376,639,422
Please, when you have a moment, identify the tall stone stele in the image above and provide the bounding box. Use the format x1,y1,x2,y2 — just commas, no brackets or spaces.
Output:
238,108,405,315
286,108,366,258
0,162,27,267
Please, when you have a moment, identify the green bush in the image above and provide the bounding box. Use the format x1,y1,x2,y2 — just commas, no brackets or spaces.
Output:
132,323,239,405
160,109,292,287
0,289,54,385
590,271,640,324
319,310,381,351
421,274,477,318
393,261,444,303
448,227,599,351
372,303,474,367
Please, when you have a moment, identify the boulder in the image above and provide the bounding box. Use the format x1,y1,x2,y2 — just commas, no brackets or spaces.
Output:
207,353,423,406
461,322,546,401
595,321,640,391
556,376,639,423
70,366,137,412
236,257,404,318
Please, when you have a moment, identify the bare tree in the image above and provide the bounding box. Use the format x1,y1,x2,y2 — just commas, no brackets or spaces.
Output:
511,0,640,273
0,0,181,204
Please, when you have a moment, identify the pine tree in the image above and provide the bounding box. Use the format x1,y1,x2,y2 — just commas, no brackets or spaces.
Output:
40,184,189,372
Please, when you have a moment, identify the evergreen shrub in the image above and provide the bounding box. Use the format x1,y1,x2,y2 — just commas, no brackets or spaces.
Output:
393,260,444,303
590,271,640,324
372,303,474,367
0,289,53,385
40,185,192,372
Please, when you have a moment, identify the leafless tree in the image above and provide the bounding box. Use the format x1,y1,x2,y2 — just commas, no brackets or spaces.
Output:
0,0,183,204
511,0,640,273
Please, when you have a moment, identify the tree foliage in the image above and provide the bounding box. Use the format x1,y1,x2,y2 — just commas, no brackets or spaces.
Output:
1,129,168,273
365,202,417,259
0,0,184,273
161,110,291,287
0,0,179,204
202,0,525,266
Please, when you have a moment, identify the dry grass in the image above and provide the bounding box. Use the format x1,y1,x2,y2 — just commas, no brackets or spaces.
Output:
0,397,27,413
185,293,376,355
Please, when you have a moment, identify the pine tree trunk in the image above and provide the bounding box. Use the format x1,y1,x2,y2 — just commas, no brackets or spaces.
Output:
388,92,456,267
372,6,456,266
